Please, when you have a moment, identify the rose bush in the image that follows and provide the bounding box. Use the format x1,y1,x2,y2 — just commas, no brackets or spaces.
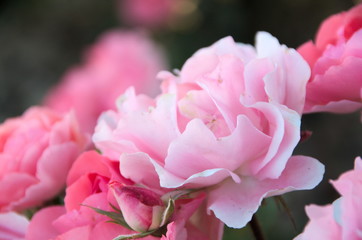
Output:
93,32,324,228
45,30,166,133
295,157,362,239
298,4,362,113
0,107,87,212
26,151,223,240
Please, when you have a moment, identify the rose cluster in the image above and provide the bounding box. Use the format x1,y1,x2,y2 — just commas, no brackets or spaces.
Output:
0,3,361,240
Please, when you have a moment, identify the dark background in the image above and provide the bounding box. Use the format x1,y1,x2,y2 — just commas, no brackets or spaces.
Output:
0,0,361,239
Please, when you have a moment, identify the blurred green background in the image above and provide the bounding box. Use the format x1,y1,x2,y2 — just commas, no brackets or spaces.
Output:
0,0,361,239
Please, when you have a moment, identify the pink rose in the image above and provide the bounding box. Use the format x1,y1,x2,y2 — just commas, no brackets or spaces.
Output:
44,30,167,133
26,151,141,240
295,157,362,240
0,107,87,212
26,151,222,240
0,212,29,240
93,32,324,228
119,0,179,28
298,4,362,113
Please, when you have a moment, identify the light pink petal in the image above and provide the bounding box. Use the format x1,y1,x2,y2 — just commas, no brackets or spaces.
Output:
94,90,179,163
56,226,91,240
207,178,266,228
164,115,269,181
354,156,362,170
265,155,325,197
254,104,301,179
330,157,362,238
255,32,311,114
26,206,65,240
119,152,161,190
91,221,133,240
207,156,324,228
161,221,187,240
294,205,341,240
93,109,138,160
54,193,110,233
196,55,247,131
243,58,273,105
331,157,362,196
209,36,253,59
172,193,206,222
188,36,255,63
180,51,219,84
255,31,282,58
155,164,240,189
12,143,78,210
114,87,156,113
114,94,179,161
178,90,229,138
263,50,310,114
0,212,29,240
0,173,38,211
340,193,362,239
183,199,224,240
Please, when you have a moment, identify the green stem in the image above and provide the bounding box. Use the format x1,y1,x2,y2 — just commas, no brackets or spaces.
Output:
250,215,265,240
275,196,297,232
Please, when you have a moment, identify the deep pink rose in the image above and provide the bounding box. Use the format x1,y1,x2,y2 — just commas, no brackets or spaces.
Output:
93,32,324,228
298,4,362,113
119,0,179,28
0,212,29,240
26,151,141,240
296,157,362,240
26,151,222,240
0,107,87,212
44,30,167,133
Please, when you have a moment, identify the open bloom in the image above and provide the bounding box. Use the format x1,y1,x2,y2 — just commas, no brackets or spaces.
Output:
298,4,362,113
295,157,362,240
45,30,167,133
0,107,87,212
94,32,324,228
26,151,223,240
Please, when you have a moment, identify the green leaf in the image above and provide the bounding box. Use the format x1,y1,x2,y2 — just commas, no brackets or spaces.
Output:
109,202,123,213
82,204,132,230
113,230,157,240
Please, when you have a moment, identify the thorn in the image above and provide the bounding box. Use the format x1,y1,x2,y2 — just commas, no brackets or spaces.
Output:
300,130,312,143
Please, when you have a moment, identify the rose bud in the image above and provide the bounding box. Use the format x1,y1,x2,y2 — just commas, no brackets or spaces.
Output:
110,183,167,233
